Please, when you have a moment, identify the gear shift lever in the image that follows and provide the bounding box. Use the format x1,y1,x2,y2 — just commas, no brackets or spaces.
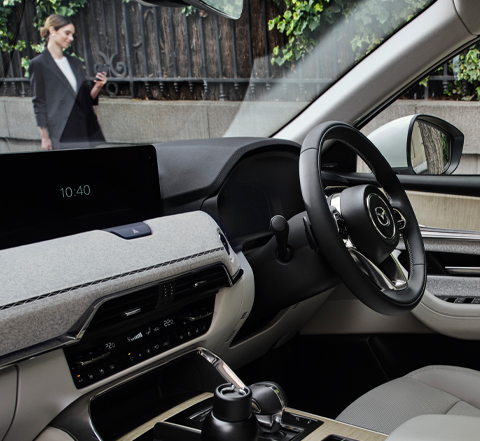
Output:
249,382,287,434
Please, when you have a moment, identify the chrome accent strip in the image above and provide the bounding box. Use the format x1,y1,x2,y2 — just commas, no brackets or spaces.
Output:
445,267,480,276
76,351,111,367
179,311,213,323
421,226,480,241
197,348,247,391
330,193,342,214
123,308,142,317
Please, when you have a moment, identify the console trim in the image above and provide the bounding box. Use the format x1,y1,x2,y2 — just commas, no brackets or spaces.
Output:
114,397,388,441
117,393,213,441
288,409,387,441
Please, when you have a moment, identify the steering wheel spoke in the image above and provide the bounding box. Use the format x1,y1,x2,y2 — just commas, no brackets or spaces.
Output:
348,248,408,291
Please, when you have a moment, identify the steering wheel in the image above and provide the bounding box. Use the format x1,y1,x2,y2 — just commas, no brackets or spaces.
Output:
299,121,426,315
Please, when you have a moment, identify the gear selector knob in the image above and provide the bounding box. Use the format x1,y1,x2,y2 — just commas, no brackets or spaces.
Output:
249,382,287,434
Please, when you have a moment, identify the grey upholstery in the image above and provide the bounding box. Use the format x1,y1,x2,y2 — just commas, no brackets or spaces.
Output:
387,415,480,441
336,365,480,434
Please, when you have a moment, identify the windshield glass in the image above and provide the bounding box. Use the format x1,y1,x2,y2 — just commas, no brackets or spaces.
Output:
0,0,434,152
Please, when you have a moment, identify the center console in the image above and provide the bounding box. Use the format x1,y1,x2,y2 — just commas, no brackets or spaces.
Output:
51,349,387,441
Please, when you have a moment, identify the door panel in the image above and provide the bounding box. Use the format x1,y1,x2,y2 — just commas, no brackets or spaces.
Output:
407,191,480,231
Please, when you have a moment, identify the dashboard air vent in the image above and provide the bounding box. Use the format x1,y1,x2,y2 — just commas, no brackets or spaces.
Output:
175,266,230,299
86,285,159,334
83,266,231,336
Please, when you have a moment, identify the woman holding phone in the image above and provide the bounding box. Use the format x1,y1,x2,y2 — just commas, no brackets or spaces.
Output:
30,14,107,150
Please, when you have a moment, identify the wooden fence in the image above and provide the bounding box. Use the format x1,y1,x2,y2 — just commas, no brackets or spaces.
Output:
1,0,456,101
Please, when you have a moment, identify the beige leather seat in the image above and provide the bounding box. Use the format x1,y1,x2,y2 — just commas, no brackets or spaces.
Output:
336,365,480,435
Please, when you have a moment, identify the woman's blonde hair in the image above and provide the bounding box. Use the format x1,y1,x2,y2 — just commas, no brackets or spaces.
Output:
39,14,73,41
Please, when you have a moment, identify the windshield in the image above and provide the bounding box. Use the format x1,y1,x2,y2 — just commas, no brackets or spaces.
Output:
0,0,434,152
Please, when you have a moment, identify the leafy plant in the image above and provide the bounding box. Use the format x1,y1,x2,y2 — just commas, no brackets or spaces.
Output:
268,0,434,68
444,44,480,101
1,0,88,76
0,0,25,54
182,6,198,16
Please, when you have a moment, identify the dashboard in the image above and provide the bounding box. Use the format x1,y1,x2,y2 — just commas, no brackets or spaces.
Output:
0,138,339,441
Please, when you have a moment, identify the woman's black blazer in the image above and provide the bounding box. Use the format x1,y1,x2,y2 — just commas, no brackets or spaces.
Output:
30,49,104,149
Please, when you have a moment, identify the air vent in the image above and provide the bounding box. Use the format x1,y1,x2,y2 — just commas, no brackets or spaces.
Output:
175,266,230,298
86,285,159,334
84,266,231,336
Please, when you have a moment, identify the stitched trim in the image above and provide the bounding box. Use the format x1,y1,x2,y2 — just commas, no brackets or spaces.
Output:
402,236,415,280
0,247,224,312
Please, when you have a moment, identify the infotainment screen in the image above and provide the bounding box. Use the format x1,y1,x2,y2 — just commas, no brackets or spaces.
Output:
0,145,161,250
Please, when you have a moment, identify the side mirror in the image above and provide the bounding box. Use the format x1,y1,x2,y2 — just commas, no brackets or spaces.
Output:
367,115,464,175
138,0,243,19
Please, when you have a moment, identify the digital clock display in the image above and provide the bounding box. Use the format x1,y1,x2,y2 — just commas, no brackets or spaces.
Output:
0,145,161,250
60,185,91,198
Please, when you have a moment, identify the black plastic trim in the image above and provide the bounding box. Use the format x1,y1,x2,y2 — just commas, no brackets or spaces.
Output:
329,171,480,198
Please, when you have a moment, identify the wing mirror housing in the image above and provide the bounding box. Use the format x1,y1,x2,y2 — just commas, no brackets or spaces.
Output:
137,0,243,19
367,115,464,175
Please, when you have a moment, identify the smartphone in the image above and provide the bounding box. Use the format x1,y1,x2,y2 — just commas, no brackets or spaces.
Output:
94,64,109,81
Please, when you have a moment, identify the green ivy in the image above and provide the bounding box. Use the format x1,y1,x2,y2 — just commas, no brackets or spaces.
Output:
181,6,198,16
268,0,433,68
1,0,88,76
444,44,480,101
0,0,25,53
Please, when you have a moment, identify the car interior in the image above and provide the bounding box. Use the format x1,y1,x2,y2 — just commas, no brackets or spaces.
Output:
2,0,480,440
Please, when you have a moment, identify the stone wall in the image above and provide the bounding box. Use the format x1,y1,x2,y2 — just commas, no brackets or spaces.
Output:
0,97,304,152
3,98,480,167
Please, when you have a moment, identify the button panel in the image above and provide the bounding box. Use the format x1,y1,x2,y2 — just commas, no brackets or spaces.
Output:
65,298,214,389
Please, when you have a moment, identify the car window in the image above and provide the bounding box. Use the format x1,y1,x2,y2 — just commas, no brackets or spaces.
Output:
0,0,435,153
359,44,480,232
361,44,480,175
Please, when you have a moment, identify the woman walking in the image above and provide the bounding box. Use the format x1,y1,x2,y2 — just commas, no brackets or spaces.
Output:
30,14,107,150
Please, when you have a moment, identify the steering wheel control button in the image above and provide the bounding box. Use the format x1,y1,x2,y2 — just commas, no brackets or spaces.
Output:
330,208,348,240
340,185,399,265
394,209,407,230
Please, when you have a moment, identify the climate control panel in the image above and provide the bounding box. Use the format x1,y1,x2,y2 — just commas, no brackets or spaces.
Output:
64,298,214,389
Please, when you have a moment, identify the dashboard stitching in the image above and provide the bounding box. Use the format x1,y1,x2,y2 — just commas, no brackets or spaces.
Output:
0,247,224,312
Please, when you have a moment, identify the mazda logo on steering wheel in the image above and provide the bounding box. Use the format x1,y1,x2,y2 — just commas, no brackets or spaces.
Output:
375,206,391,227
